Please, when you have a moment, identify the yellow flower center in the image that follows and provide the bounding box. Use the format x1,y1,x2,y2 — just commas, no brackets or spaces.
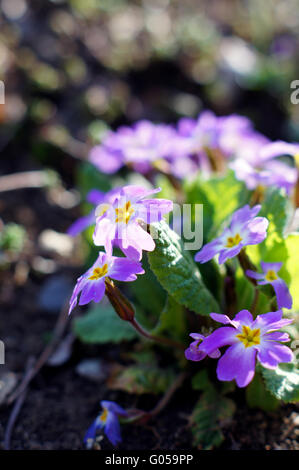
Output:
236,325,261,348
99,407,108,423
225,233,242,248
115,201,134,224
88,264,108,280
265,269,278,282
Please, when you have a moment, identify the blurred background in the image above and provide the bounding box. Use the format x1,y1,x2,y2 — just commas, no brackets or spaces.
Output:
0,0,299,450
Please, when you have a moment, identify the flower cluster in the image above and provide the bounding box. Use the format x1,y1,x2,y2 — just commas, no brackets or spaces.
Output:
186,310,293,388
68,111,297,448
68,185,173,314
89,111,298,193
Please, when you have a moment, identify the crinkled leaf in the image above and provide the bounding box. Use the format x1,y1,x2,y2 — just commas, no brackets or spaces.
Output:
190,370,235,449
108,363,175,395
73,304,137,344
148,221,220,315
153,295,186,342
262,363,299,403
184,170,249,239
246,372,279,411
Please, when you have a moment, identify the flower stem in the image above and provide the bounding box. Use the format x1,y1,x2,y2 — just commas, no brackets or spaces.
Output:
130,318,185,350
250,288,260,316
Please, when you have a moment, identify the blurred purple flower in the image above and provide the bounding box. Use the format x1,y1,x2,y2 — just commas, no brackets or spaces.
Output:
195,204,268,264
246,261,292,309
69,251,144,314
230,139,298,193
89,120,176,174
199,310,293,387
84,400,128,448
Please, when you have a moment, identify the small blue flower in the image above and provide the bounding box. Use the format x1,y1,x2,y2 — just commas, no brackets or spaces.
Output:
84,400,128,448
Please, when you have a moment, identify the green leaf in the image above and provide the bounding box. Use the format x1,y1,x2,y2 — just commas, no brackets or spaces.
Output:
259,187,290,239
128,257,166,330
246,372,279,411
184,170,249,239
73,303,137,344
153,295,187,342
148,221,220,315
284,234,299,311
190,370,235,449
108,363,175,395
262,363,299,403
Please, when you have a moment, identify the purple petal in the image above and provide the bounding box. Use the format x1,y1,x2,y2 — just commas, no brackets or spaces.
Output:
122,223,155,253
109,257,144,282
194,238,223,263
259,141,298,160
121,185,161,200
189,333,204,340
272,279,293,309
101,400,128,417
257,343,293,369
260,261,283,273
234,309,253,326
185,346,207,362
84,419,99,447
216,342,257,387
79,278,106,305
246,269,264,280
230,204,261,229
210,313,233,325
93,218,115,253
137,199,173,223
242,217,269,245
209,349,221,359
86,189,105,205
104,412,122,446
67,213,95,237
265,331,290,342
218,245,242,264
89,146,123,174
200,327,238,355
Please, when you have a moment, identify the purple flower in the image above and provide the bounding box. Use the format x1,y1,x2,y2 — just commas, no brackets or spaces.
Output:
84,400,128,448
246,262,293,310
230,138,298,193
89,121,176,175
67,188,121,237
69,251,144,314
185,333,221,362
199,310,293,387
194,204,269,264
93,185,173,260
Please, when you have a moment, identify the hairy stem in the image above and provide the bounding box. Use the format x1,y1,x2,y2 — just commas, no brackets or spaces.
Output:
130,318,185,351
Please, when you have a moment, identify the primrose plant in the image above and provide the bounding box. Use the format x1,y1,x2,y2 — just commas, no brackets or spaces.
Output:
68,110,299,449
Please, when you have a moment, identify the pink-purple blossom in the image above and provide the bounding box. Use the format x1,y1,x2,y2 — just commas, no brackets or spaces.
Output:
198,310,293,387
230,138,298,193
194,204,269,264
84,400,128,448
246,261,293,310
69,251,144,314
93,185,173,260
67,188,121,237
89,120,175,175
185,333,220,362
